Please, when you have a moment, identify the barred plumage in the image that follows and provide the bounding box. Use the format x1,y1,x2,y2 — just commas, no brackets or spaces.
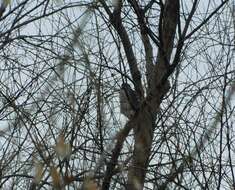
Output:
119,83,140,119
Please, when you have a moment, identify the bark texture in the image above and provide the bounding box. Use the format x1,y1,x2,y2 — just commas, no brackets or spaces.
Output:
126,1,179,189
99,0,179,189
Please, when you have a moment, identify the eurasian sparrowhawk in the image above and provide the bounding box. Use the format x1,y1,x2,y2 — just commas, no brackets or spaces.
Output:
119,83,140,119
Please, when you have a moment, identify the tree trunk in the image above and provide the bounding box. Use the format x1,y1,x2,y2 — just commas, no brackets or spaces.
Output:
126,0,179,189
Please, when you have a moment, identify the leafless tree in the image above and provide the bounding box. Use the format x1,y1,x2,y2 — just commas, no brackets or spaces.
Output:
0,0,234,189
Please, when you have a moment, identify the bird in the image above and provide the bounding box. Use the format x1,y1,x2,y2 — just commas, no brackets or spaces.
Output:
119,83,140,119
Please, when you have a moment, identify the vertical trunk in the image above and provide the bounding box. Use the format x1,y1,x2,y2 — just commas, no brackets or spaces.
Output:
126,1,179,189
126,106,154,190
